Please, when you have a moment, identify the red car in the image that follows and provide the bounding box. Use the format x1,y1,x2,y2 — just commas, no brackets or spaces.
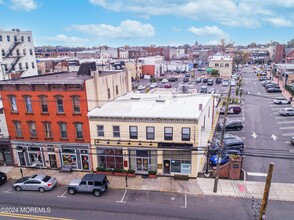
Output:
164,84,172,88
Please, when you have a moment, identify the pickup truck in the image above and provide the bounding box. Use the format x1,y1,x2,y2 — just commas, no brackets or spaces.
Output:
67,174,110,197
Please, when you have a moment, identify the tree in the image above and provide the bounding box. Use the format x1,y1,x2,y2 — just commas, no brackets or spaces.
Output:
286,39,294,48
247,42,257,48
220,38,235,53
234,51,250,69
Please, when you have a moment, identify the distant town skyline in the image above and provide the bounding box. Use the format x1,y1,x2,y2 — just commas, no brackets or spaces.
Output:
1,0,294,47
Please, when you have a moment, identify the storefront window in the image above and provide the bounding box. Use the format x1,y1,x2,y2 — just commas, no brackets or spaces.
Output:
97,148,123,169
27,147,44,167
163,150,191,174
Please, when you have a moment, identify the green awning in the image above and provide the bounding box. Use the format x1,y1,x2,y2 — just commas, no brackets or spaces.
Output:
206,68,214,72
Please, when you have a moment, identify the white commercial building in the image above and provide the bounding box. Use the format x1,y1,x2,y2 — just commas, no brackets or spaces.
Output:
0,29,38,80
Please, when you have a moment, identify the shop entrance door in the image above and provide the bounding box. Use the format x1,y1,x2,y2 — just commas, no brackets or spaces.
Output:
136,157,149,173
49,154,57,168
81,155,89,170
18,151,26,166
163,159,171,174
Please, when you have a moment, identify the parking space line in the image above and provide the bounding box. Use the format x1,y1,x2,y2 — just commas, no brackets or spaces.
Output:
275,116,288,119
280,127,294,130
180,194,187,209
282,133,294,136
285,141,291,144
277,121,294,124
272,112,279,115
271,108,283,110
116,189,127,203
3,188,12,193
57,190,67,198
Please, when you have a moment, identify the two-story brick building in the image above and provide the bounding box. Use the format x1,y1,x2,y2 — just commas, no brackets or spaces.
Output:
0,64,131,171
88,93,215,178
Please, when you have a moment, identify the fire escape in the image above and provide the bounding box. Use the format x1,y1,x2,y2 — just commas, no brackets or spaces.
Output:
3,34,24,74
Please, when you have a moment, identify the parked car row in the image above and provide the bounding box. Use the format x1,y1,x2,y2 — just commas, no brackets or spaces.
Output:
261,80,282,93
1,173,110,197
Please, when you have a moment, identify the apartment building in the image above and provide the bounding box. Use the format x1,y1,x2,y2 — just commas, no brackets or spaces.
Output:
208,54,233,77
0,64,132,170
0,29,38,80
88,93,215,178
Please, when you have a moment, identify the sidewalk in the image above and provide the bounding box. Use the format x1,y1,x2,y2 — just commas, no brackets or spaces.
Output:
272,76,293,106
1,166,294,202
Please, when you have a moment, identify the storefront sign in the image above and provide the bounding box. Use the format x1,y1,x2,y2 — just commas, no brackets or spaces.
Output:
181,164,191,174
157,164,162,169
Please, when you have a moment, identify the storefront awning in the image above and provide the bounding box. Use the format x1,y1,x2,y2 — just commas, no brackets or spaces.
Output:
206,68,214,72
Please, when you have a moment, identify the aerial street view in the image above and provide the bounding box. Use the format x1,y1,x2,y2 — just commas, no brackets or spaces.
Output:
1,0,294,219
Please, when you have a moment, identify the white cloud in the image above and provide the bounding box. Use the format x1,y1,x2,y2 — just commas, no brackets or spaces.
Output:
0,0,4,4
88,0,294,28
263,17,292,27
67,20,155,39
10,0,37,11
188,26,228,38
43,34,89,47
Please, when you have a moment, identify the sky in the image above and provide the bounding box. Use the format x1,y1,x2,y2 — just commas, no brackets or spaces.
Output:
1,0,294,47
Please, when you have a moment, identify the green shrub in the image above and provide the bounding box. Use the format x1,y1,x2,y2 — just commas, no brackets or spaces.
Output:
127,169,135,174
148,170,157,175
96,167,106,172
114,168,126,173
106,168,114,172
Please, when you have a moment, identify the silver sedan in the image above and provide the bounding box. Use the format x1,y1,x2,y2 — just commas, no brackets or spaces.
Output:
13,174,57,193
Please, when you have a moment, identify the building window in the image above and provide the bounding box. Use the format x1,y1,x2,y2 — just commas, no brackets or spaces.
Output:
14,36,17,41
146,126,155,140
72,96,80,113
7,35,10,42
28,121,37,138
1,50,4,57
16,49,20,56
28,36,31,42
32,62,35,69
115,85,118,95
39,96,48,113
29,49,33,55
9,96,18,112
25,62,28,69
23,49,26,56
129,126,138,139
163,150,191,174
56,96,64,113
97,125,104,137
181,128,191,141
113,126,120,138
21,36,24,42
43,122,52,138
75,123,83,139
24,96,33,113
0,35,2,41
225,63,229,67
18,63,22,70
107,88,111,99
13,121,22,137
4,64,7,71
97,148,123,169
215,63,219,67
59,123,67,138
164,127,173,140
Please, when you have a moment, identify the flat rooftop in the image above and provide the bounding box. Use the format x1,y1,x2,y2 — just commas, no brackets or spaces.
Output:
88,93,212,120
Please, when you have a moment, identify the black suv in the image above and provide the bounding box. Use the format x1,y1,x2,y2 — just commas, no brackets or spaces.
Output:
215,78,222,84
67,174,109,197
217,121,244,131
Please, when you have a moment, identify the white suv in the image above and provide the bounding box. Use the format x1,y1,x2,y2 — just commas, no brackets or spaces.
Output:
279,108,294,116
274,97,290,105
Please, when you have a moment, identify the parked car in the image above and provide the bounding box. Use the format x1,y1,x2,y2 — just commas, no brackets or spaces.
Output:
274,97,291,105
137,84,146,90
264,83,279,89
68,174,109,197
261,80,273,86
266,88,282,93
279,108,294,116
150,83,158,88
183,77,189,83
220,105,242,114
169,77,178,82
222,80,229,86
259,76,270,81
207,79,214,86
291,137,294,145
164,84,172,88
202,78,208,83
232,75,239,80
200,86,208,93
161,79,169,83
185,73,190,78
230,79,236,86
0,172,7,185
217,120,244,131
213,134,242,143
215,78,222,84
223,138,245,152
13,174,57,192
195,77,202,83
209,153,229,166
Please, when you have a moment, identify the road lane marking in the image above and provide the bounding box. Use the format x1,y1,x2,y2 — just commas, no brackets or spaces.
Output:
275,116,288,119
181,194,187,208
3,188,12,193
282,133,294,136
116,189,127,203
57,190,67,198
271,108,283,110
247,172,267,177
277,121,294,124
272,112,279,115
285,141,291,144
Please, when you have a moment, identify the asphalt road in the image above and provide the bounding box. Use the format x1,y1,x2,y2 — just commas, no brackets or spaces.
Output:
232,66,294,183
0,180,293,220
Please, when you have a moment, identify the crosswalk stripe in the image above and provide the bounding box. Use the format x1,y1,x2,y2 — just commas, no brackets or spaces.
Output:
277,121,294,124
282,133,294,136
280,127,294,129
285,141,291,144
271,108,283,110
272,112,279,115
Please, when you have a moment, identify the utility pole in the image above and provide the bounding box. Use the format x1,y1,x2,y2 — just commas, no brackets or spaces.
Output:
213,84,232,193
259,162,275,220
